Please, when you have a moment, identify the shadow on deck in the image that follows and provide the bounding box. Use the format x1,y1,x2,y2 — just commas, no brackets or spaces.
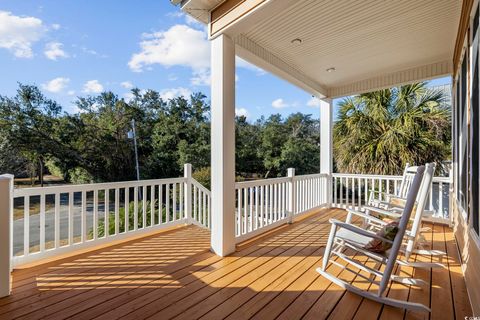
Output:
0,208,472,320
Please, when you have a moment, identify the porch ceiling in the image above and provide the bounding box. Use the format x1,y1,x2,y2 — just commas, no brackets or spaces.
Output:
180,0,461,98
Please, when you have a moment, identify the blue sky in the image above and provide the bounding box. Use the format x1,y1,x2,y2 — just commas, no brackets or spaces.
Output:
0,0,451,120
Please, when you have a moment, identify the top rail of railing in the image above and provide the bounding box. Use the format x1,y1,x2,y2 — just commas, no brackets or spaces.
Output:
13,177,187,197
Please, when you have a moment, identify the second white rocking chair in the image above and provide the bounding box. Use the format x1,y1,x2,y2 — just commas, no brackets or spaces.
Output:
345,163,445,266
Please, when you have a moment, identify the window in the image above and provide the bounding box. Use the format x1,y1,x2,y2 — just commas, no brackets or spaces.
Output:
471,5,480,234
460,54,468,213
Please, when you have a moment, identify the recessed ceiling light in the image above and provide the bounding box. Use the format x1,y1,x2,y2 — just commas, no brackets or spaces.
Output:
291,38,302,44
326,67,336,73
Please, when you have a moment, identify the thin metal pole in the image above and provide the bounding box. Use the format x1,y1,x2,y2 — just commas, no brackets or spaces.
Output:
131,119,140,181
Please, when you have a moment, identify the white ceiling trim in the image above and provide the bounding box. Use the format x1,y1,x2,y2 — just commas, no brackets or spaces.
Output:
328,60,452,98
235,34,328,98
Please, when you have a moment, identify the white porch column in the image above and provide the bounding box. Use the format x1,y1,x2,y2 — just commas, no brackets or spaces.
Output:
320,98,333,207
210,34,236,256
0,174,13,297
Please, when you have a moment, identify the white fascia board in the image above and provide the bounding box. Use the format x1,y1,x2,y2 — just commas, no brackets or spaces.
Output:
328,60,453,98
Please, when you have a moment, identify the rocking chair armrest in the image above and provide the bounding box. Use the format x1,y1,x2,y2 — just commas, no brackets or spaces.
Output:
345,208,388,226
363,206,403,219
329,218,393,244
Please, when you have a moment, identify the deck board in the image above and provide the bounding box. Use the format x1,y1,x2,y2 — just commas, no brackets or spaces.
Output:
0,208,472,320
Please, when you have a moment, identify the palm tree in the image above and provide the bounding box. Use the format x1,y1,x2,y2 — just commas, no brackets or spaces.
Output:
333,82,451,175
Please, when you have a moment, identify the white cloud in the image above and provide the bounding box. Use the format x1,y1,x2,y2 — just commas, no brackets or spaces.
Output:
44,42,68,60
191,69,210,86
166,11,203,28
0,11,46,58
51,23,61,30
272,98,289,109
235,107,249,118
83,80,104,94
307,97,322,108
128,24,209,73
67,90,75,96
159,87,192,101
120,81,134,89
166,11,184,18
123,92,135,102
185,15,203,27
42,77,70,93
168,74,178,81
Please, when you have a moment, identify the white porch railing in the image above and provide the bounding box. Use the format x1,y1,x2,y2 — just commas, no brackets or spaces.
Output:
332,173,451,220
191,179,211,229
10,164,211,267
7,169,451,269
234,171,329,242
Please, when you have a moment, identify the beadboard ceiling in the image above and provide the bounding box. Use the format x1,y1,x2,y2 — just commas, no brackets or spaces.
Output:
180,0,462,97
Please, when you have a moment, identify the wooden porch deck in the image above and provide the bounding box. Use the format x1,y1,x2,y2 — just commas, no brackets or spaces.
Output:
0,208,472,320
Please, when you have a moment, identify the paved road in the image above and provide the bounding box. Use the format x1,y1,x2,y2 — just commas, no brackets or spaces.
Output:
13,201,106,256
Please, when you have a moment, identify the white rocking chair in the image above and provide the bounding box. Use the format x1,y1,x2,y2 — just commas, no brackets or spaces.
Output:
317,165,431,312
368,163,416,209
346,163,444,265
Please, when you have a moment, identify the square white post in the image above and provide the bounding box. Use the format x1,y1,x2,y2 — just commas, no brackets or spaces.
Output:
287,168,296,223
0,174,13,297
320,98,333,207
184,164,192,223
210,34,236,256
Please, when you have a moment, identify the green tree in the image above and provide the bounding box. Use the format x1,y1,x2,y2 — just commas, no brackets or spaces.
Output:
280,113,320,174
235,115,263,176
146,93,210,178
258,114,288,178
0,84,68,186
333,82,451,175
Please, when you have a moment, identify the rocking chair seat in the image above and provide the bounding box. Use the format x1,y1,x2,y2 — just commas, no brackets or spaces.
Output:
335,228,372,247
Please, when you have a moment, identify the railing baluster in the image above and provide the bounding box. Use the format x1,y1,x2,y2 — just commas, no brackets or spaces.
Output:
93,190,98,240
134,186,138,230
356,178,359,208
143,185,148,226
24,196,29,256
202,190,206,226
151,185,155,226
82,191,88,242
254,186,259,230
115,188,120,235
207,192,212,228
351,178,355,209
439,182,443,217
179,183,183,222
249,187,253,231
165,184,170,223
193,185,197,223
54,193,60,248
125,187,130,231
105,189,110,237
340,177,343,207
334,177,337,207
428,184,433,210
69,192,74,243
173,183,177,222
237,188,242,236
158,184,163,224
243,187,248,233
39,194,46,252
260,186,264,228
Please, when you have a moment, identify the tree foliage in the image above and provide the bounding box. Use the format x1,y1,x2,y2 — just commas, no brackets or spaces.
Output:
0,84,322,184
333,82,451,175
